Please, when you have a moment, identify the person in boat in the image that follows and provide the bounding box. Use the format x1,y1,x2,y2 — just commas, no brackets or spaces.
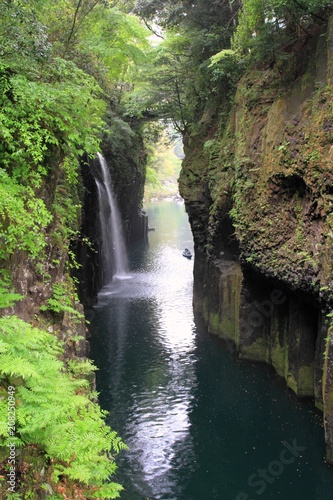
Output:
183,248,192,258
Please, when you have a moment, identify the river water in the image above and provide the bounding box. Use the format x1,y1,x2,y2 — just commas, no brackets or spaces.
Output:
89,200,333,500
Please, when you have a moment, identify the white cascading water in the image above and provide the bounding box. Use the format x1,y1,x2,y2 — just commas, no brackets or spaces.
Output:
95,152,129,283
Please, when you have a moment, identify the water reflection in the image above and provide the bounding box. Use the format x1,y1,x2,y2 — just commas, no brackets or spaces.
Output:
91,202,196,499
90,201,333,500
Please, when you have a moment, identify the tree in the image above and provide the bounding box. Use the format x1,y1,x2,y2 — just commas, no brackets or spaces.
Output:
37,1,149,86
121,1,243,132
232,0,331,63
133,0,241,32
0,0,51,71
121,31,197,133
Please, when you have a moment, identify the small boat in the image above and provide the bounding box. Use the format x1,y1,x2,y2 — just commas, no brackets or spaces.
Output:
182,248,192,259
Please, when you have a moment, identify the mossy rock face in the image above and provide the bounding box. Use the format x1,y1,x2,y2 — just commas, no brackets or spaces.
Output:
240,337,269,363
179,137,212,253
270,310,288,379
323,326,333,464
286,364,314,397
298,364,315,396
180,17,333,298
180,14,333,464
193,252,242,346
271,341,287,379
208,311,222,336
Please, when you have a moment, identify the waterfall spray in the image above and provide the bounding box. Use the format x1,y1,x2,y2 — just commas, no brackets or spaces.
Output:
94,152,129,283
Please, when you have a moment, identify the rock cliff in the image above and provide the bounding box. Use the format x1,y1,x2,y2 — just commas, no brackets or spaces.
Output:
75,115,148,305
179,15,333,463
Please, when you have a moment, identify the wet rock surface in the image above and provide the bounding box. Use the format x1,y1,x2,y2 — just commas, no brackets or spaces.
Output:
180,16,333,463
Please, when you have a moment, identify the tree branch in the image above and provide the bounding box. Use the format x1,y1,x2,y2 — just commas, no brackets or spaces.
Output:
174,75,188,134
63,0,99,56
73,1,100,37
142,17,165,40
291,0,326,22
67,0,84,47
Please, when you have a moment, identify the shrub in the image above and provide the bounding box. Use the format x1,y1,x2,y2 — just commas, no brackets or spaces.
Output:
0,316,126,498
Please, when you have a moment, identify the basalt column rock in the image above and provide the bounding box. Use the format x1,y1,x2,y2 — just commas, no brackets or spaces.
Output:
179,14,333,463
193,251,242,350
323,328,333,464
75,158,101,306
76,116,148,305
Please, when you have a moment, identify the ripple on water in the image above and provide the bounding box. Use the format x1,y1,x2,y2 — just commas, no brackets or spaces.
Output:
90,201,333,500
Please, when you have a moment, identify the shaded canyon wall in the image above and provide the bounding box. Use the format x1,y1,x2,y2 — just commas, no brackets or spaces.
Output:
76,117,148,305
179,16,333,463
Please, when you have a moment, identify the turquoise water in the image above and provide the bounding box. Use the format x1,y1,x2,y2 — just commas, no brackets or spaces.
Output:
89,200,333,499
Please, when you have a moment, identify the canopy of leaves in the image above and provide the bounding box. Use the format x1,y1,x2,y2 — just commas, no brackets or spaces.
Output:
36,1,149,87
122,31,198,132
123,0,333,133
232,0,332,62
134,0,241,33
0,60,105,181
0,0,51,71
121,0,243,132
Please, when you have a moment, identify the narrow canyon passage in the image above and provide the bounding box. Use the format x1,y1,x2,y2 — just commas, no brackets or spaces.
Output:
89,200,333,500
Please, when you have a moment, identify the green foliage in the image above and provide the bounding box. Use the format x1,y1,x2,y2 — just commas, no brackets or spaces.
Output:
134,0,241,37
209,49,237,67
0,11,107,266
0,274,23,310
0,316,126,498
0,168,52,260
6,493,23,500
40,280,84,320
232,0,331,63
37,1,149,91
0,56,105,268
208,49,243,94
0,289,22,310
0,60,105,184
103,113,136,151
51,155,83,253
123,1,245,128
0,0,51,71
77,6,149,81
67,358,97,377
122,31,199,132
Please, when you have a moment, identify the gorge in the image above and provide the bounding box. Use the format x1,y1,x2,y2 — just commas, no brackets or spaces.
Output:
2,1,333,498
178,12,333,467
89,200,333,499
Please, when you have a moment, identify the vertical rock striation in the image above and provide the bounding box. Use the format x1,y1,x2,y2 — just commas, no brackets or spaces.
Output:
179,15,333,463
76,115,148,304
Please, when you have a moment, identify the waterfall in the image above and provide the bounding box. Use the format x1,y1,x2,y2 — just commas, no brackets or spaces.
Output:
95,152,129,283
